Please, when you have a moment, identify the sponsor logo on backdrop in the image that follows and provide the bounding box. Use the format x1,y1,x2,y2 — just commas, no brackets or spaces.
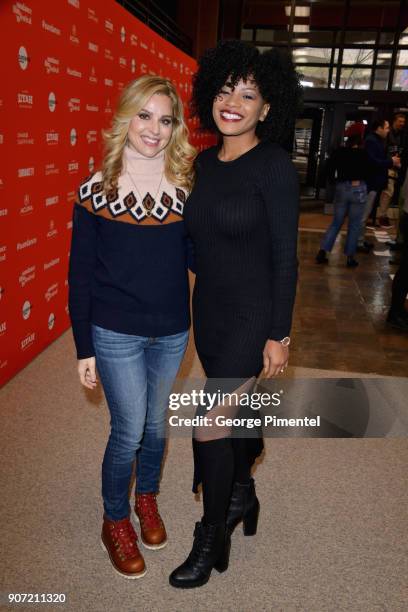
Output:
48,91,56,112
88,8,98,23
44,57,60,74
105,19,113,33
158,51,164,60
117,82,125,91
89,66,98,83
46,220,58,240
48,313,56,330
65,304,69,315
18,167,34,177
131,58,136,73
0,208,7,217
44,257,60,271
86,129,97,144
17,132,34,145
45,283,58,302
20,193,33,215
119,56,127,68
88,42,99,53
140,63,147,73
46,130,59,145
0,287,3,301
70,24,79,45
17,91,33,109
45,195,59,207
104,78,113,87
17,237,37,251
13,3,32,25
105,99,112,114
0,134,3,144
68,0,79,8
0,179,4,188
67,67,82,78
70,128,77,145
0,246,6,262
22,300,31,320
86,103,99,112
130,34,137,46
68,98,80,112
150,43,156,55
120,26,126,43
19,265,36,287
45,163,59,176
0,322,6,335
42,20,61,36
88,156,95,172
105,48,114,61
21,332,35,350
140,41,148,50
18,46,29,70
66,220,73,230
67,191,76,203
68,161,79,174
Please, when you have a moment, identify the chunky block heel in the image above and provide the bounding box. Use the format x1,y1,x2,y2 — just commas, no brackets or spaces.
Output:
243,498,260,536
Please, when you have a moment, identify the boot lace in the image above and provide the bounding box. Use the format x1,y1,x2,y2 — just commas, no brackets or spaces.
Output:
136,494,163,530
110,518,139,559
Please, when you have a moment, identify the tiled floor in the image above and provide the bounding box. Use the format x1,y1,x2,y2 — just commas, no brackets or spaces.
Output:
290,213,407,377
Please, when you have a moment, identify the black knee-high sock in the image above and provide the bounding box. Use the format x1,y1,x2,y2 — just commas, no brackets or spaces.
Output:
194,438,234,524
231,437,251,484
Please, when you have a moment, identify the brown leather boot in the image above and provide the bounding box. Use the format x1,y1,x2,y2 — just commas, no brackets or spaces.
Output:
101,516,146,579
134,493,167,550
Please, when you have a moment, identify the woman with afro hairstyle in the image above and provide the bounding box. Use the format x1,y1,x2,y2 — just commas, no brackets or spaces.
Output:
169,40,302,589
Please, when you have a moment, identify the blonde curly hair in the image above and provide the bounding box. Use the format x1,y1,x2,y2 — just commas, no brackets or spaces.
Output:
102,75,196,195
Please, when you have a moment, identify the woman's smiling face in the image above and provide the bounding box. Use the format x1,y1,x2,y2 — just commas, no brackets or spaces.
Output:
212,77,270,138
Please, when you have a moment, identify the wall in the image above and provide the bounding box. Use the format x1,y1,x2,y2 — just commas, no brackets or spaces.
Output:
0,0,214,387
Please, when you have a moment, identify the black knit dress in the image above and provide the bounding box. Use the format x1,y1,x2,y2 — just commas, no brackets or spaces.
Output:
184,140,299,490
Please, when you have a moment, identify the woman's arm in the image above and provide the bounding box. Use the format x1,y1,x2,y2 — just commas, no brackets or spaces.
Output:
260,146,299,377
68,201,98,361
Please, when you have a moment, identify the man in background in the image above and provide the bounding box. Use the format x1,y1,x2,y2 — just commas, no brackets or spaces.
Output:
357,120,400,252
387,172,408,332
378,113,406,228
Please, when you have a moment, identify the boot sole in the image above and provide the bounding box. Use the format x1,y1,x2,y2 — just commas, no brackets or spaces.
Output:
100,538,147,579
169,566,226,589
131,509,168,550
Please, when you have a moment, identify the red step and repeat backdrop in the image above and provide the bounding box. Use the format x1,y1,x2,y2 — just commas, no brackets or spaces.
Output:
0,0,214,387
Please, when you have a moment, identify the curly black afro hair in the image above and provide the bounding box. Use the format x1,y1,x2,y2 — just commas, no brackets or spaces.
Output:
190,40,303,144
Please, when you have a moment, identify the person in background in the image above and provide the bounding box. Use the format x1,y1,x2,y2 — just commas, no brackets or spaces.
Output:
357,120,400,251
378,113,406,228
316,134,371,268
68,76,195,579
386,171,408,331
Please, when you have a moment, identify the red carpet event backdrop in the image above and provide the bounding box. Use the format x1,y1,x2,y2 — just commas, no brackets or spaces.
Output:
0,0,213,387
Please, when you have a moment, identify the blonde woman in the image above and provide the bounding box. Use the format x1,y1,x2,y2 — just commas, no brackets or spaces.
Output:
68,76,195,579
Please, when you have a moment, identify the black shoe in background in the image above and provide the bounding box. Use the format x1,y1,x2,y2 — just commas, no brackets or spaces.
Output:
316,249,328,264
386,312,408,332
346,257,359,268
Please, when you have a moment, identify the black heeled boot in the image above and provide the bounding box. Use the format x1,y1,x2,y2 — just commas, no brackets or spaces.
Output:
169,521,230,589
226,478,260,536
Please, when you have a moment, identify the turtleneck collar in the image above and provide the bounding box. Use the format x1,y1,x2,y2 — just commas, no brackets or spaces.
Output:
123,144,165,176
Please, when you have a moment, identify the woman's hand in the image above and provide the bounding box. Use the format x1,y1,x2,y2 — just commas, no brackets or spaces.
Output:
78,357,98,389
262,340,289,378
